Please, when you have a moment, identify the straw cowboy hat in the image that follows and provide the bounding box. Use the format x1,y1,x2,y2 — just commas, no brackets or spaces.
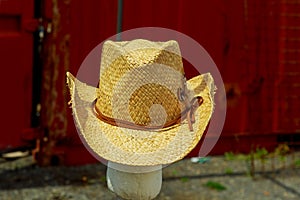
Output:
66,39,215,166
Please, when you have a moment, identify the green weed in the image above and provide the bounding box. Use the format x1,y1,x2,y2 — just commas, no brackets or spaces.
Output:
204,181,226,191
224,167,233,174
295,159,300,167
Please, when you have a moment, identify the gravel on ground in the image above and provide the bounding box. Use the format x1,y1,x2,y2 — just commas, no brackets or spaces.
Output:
0,152,299,200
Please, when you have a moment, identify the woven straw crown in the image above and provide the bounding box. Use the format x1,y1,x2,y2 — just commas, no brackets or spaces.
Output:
96,40,186,128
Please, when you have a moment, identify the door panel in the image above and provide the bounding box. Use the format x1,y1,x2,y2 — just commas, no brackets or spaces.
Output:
0,0,34,151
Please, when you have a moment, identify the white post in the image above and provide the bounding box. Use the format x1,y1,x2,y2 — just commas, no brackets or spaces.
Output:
107,161,162,200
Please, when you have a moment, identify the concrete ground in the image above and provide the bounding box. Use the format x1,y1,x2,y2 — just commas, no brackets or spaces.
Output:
0,152,299,200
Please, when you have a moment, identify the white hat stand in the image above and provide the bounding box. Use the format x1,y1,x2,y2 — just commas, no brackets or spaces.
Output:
107,161,162,200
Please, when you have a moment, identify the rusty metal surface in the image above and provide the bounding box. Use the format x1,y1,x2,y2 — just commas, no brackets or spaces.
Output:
38,0,118,165
38,0,71,165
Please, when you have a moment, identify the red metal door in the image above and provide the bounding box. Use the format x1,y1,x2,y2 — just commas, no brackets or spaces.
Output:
38,0,300,165
0,0,34,152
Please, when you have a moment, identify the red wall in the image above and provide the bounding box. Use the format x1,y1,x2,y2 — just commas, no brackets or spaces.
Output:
0,0,34,152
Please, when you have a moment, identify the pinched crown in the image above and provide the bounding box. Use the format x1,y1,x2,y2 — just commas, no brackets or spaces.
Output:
96,39,187,127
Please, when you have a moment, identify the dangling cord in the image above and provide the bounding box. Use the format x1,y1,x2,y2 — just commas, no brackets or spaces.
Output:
186,96,204,131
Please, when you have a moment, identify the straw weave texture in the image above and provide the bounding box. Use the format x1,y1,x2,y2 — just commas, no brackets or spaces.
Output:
97,40,184,126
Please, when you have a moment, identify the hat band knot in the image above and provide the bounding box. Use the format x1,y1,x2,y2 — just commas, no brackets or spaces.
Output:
92,97,203,132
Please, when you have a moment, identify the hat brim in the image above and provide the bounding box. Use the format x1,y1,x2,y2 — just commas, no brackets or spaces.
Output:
66,72,215,166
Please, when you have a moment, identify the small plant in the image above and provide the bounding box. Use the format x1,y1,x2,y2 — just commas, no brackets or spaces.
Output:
255,148,268,159
274,143,289,159
255,147,268,172
204,181,226,191
224,167,233,175
274,143,290,169
172,170,178,176
100,175,106,183
180,177,189,182
224,151,248,161
224,152,235,161
236,154,248,160
249,149,255,178
295,159,300,168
